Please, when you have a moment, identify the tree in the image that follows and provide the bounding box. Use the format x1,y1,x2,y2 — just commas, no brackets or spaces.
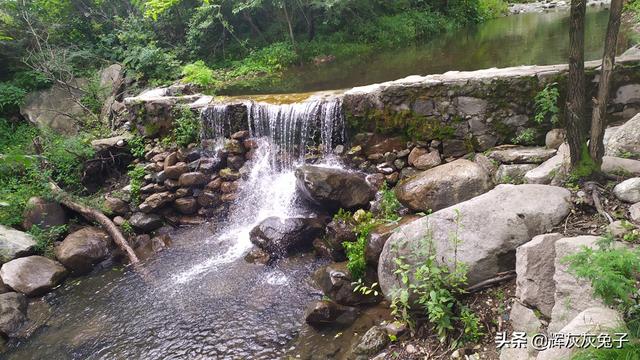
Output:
565,0,587,167
589,0,624,168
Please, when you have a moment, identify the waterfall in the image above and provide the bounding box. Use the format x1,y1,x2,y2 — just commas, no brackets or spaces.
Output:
201,96,345,169
174,96,346,284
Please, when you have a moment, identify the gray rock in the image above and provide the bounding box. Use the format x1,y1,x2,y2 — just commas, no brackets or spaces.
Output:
379,184,571,297
304,300,358,328
20,81,86,134
139,192,175,213
395,159,493,213
608,220,634,238
474,153,498,176
538,308,623,360
488,147,557,164
524,143,570,184
605,110,640,156
0,256,68,296
353,326,389,358
129,212,163,232
545,129,566,149
0,292,27,337
442,139,468,158
499,302,541,360
515,233,563,317
103,196,129,216
630,203,640,224
164,162,189,180
455,96,487,116
494,164,537,184
178,172,208,187
313,263,380,306
411,150,442,170
295,165,374,210
21,197,67,231
613,178,640,203
602,156,640,176
549,236,605,332
54,227,112,274
90,135,130,151
249,217,325,258
174,197,199,215
0,226,37,264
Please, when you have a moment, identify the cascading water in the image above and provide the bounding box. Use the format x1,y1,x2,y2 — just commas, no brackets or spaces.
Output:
173,96,346,284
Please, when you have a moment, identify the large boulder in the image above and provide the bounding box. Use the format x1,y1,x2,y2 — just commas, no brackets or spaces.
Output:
54,227,112,274
515,233,563,317
0,225,37,264
605,113,640,156
295,165,374,210
613,177,640,203
249,217,325,257
601,156,640,176
21,197,67,231
20,81,87,134
548,236,606,332
537,308,623,360
0,292,28,338
524,143,570,184
395,159,493,212
0,256,68,296
378,184,571,298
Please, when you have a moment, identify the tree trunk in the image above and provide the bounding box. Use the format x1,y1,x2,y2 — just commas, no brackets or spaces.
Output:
589,0,623,167
49,183,140,266
282,2,296,48
566,0,587,166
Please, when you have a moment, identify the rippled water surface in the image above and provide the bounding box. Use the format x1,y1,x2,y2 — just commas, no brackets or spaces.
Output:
6,224,326,359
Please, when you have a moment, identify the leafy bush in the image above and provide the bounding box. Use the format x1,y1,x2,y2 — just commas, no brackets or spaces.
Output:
535,82,560,126
512,128,538,145
128,135,146,159
181,60,216,87
333,208,353,223
390,210,483,345
0,82,27,113
229,42,298,77
81,74,109,115
343,210,377,280
40,129,95,190
29,225,68,258
478,0,509,20
172,105,200,147
127,165,146,206
380,181,401,222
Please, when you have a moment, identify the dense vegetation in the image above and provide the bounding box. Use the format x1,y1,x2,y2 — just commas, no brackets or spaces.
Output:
0,0,507,98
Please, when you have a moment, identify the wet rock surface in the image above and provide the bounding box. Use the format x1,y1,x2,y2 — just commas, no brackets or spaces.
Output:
0,256,68,297
249,217,326,257
54,227,112,275
295,165,375,210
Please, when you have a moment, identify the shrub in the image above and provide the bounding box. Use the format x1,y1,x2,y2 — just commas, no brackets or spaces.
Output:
81,73,109,115
181,60,216,87
535,82,561,126
512,128,537,145
40,129,95,190
229,42,298,77
343,210,377,280
127,165,146,206
172,105,200,147
128,135,146,159
478,0,509,20
380,181,401,222
390,210,483,345
0,82,27,113
29,225,68,258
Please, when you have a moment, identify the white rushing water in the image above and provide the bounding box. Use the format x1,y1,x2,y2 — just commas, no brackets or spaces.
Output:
173,97,345,284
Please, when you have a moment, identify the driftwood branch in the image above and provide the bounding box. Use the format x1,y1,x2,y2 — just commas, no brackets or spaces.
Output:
49,182,140,266
466,271,516,293
585,182,614,224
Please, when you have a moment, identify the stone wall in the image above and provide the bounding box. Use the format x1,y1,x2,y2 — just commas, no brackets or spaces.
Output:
123,54,640,149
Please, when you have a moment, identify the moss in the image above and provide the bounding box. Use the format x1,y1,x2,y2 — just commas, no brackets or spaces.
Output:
143,122,159,136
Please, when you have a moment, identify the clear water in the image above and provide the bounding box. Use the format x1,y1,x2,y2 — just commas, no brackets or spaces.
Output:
224,8,635,95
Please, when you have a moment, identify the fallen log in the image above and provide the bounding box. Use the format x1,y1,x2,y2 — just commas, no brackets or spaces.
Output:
49,182,140,266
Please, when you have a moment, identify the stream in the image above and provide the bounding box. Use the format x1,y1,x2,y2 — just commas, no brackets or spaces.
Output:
5,7,636,360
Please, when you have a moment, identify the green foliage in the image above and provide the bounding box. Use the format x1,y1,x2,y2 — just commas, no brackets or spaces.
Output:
128,135,147,159
380,181,401,222
572,337,640,360
29,225,68,258
0,82,27,113
81,74,109,115
181,60,217,87
40,129,95,190
172,105,200,147
511,128,537,145
333,208,353,223
227,42,298,78
352,278,380,297
563,234,640,310
127,165,146,206
534,82,560,126
478,0,509,20
343,210,377,280
568,144,597,183
390,210,483,345
121,219,134,236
